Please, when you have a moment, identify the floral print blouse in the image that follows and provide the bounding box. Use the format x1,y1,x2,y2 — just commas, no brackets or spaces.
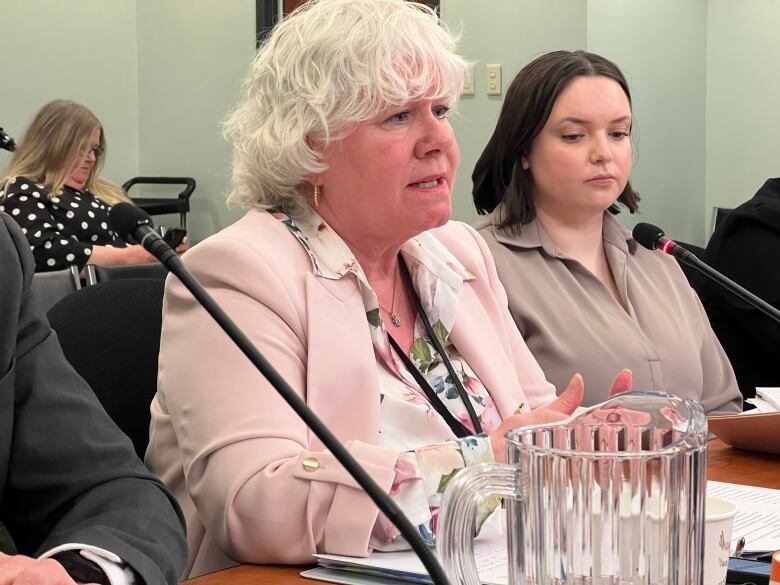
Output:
277,209,502,549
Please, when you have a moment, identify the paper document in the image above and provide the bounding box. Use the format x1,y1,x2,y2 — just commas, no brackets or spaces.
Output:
744,397,776,413
312,532,507,585
753,388,780,411
708,481,780,552
302,566,424,584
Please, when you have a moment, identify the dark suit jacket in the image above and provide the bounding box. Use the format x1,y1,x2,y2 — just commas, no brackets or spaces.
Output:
701,178,780,400
0,213,187,584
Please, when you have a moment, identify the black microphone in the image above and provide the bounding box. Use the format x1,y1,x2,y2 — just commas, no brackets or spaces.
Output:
108,203,452,585
110,203,178,266
633,222,780,325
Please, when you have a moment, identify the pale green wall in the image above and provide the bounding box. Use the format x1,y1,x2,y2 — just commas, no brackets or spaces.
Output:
444,0,776,245
587,0,708,245
1,1,140,185
135,0,256,241
443,0,710,245
440,0,587,225
3,1,777,246
0,1,255,243
705,0,780,236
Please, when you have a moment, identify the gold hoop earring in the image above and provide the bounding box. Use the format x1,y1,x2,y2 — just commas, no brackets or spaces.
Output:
313,183,320,207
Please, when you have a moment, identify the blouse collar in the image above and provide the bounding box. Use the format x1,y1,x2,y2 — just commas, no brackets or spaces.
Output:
480,204,637,258
279,207,476,291
277,207,476,360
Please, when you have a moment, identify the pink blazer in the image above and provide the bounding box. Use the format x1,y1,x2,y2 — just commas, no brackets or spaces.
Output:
145,209,555,578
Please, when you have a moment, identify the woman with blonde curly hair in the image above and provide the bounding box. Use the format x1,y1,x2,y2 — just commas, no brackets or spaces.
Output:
145,0,630,576
1,100,185,271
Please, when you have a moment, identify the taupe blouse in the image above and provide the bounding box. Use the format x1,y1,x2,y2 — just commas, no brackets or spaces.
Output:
474,211,742,414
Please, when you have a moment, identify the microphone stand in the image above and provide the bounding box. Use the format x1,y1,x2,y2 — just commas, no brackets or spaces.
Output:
158,253,452,585
670,246,780,325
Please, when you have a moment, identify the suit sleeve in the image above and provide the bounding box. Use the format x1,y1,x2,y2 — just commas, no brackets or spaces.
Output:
0,214,187,585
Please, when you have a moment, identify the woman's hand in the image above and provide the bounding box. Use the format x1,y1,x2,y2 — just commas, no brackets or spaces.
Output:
489,369,634,463
0,552,83,585
88,243,156,266
489,373,585,463
608,368,633,397
122,244,157,264
174,237,188,255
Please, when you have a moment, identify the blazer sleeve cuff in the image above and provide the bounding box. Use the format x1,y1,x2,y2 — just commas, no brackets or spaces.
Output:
290,440,398,556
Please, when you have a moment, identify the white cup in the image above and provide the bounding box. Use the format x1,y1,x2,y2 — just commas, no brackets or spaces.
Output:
704,496,738,585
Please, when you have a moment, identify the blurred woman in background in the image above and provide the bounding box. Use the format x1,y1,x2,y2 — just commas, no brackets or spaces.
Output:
0,99,185,271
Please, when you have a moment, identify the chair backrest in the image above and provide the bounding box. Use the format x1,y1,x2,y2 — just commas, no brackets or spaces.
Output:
122,176,196,229
29,265,81,314
92,262,168,283
711,206,734,234
47,278,165,458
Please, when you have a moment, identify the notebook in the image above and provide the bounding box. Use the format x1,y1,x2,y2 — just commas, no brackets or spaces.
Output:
708,411,780,454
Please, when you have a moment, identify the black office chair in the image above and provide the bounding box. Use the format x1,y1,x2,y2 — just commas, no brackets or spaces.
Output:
47,278,165,458
29,265,81,314
712,207,734,233
674,240,707,292
122,176,196,230
84,262,168,285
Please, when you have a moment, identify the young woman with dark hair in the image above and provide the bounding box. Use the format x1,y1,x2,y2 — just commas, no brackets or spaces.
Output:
473,50,741,414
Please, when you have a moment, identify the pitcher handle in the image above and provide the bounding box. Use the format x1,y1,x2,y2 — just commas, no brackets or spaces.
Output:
437,462,521,585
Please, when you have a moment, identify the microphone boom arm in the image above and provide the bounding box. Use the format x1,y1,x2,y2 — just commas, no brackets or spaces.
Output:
632,221,780,326
675,251,780,325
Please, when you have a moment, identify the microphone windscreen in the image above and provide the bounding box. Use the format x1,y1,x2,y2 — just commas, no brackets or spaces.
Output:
109,202,154,241
632,222,665,250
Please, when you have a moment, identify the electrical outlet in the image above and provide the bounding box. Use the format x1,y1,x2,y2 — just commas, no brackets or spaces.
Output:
462,64,475,96
486,63,502,96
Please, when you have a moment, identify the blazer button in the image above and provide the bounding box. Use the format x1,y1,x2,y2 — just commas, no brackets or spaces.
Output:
302,457,320,472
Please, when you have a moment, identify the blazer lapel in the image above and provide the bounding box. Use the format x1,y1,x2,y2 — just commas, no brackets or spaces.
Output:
448,285,526,420
304,273,381,450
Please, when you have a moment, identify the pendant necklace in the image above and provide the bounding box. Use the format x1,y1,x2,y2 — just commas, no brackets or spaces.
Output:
378,266,401,328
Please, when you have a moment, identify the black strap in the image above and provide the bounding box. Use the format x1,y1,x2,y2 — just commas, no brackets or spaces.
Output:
387,257,483,437
388,334,472,438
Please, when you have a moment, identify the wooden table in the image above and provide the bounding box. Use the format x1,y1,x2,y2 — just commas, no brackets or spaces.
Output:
183,439,780,584
707,439,780,488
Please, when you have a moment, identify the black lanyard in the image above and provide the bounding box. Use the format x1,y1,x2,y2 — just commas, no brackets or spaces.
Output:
387,257,483,438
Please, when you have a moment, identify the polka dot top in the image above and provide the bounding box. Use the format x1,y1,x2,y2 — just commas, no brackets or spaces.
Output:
0,176,126,272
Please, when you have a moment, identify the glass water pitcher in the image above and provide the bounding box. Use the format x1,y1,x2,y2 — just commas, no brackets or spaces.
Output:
438,391,708,585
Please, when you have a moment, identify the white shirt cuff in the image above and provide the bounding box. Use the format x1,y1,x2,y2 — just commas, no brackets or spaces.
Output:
39,543,135,585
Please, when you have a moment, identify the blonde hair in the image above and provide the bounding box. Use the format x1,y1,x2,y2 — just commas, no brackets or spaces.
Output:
0,99,130,205
223,0,467,218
